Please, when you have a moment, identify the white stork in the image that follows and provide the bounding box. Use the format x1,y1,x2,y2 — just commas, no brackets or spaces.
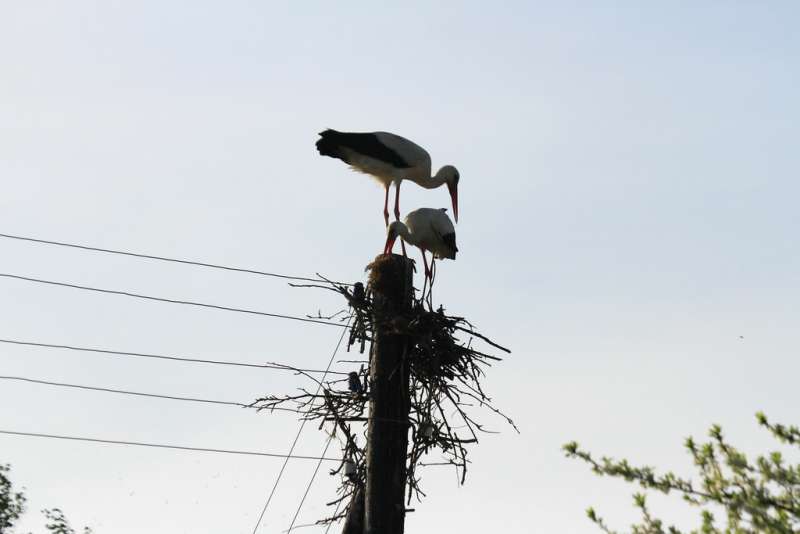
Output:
384,208,457,290
315,129,460,226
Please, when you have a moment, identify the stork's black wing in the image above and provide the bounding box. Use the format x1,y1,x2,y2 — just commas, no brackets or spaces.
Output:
429,217,458,259
316,130,412,168
442,233,458,254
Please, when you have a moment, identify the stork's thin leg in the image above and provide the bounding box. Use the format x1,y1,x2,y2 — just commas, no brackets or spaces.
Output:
420,250,431,306
383,185,390,227
392,182,407,254
393,182,402,221
427,257,437,309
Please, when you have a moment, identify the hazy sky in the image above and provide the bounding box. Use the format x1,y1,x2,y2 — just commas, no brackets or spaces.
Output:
1,2,798,533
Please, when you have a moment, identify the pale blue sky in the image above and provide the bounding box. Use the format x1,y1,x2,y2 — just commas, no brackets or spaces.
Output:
1,2,798,533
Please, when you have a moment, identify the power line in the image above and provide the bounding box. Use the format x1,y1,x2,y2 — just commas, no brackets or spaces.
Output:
251,315,352,534
0,273,347,328
0,430,342,461
0,232,352,286
0,375,303,413
324,500,343,534
287,432,336,533
0,337,349,376
0,371,408,426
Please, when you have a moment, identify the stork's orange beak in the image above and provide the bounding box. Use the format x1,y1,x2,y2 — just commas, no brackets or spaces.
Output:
383,233,397,255
448,182,459,223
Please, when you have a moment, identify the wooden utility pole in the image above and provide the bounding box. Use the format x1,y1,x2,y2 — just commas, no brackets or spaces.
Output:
363,253,414,534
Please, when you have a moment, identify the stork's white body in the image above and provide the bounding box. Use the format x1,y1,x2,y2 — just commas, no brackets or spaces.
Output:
340,132,432,187
384,207,458,297
401,208,457,260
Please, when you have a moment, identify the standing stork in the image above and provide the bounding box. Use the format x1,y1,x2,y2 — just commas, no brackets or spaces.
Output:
315,129,460,226
384,208,458,297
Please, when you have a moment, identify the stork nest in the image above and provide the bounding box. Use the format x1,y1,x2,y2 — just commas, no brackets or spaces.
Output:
250,260,517,528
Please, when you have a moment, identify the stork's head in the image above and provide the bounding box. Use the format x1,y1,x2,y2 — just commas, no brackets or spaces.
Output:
384,221,403,255
438,165,460,223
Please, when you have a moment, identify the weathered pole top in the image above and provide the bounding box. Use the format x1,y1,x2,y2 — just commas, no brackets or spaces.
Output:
367,254,414,313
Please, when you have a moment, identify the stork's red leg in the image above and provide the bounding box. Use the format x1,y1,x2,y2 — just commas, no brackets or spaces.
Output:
425,255,435,309
393,181,402,221
383,185,390,227
420,250,429,301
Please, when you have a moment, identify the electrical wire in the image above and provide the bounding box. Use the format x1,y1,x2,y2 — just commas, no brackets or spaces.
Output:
0,430,341,461
0,273,347,327
0,337,348,375
0,232,352,286
0,368,406,425
324,499,343,534
251,315,352,534
287,432,336,532
0,375,303,412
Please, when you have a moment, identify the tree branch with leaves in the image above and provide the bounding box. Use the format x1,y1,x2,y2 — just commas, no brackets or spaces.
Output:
563,413,800,534
0,463,92,534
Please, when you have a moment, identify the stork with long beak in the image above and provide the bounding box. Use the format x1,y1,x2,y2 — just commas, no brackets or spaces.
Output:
316,129,460,226
384,208,457,298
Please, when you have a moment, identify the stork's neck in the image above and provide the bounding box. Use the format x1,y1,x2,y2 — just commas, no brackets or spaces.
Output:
392,222,418,247
414,167,449,189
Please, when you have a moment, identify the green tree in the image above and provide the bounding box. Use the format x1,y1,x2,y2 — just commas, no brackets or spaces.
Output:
0,464,91,534
0,464,26,533
42,509,91,534
563,413,800,534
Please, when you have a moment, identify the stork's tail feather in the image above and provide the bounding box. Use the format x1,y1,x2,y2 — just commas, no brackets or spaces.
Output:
442,233,458,260
315,129,347,160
